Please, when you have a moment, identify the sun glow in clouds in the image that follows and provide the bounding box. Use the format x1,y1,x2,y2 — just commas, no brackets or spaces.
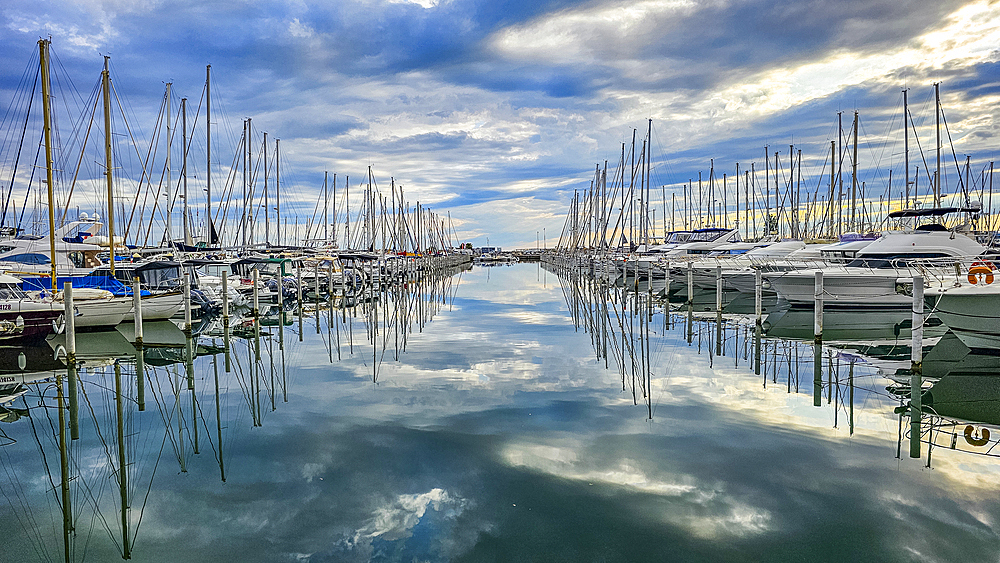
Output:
493,0,1000,131
707,0,1000,119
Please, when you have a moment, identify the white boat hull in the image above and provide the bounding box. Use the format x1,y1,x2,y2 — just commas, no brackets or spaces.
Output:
931,285,1000,349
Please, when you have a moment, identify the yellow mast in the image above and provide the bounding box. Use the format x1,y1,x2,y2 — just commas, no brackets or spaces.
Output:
40,38,73,563
39,39,58,286
102,56,116,275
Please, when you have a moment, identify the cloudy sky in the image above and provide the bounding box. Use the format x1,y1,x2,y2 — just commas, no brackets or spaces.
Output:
1,0,998,248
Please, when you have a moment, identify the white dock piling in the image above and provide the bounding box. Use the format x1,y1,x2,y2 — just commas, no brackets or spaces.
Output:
813,271,823,407
132,278,143,345
63,281,79,440
183,272,193,334
252,269,260,318
910,276,924,459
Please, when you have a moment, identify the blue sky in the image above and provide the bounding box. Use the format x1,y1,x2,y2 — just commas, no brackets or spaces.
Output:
1,0,998,248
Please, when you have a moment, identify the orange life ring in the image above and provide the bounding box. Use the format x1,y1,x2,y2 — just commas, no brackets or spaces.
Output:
964,425,991,447
968,261,995,285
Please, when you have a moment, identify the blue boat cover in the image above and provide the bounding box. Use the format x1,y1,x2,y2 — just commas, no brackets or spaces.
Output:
20,275,151,297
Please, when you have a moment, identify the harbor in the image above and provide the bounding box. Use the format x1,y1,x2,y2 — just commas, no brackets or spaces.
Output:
3,3,1000,560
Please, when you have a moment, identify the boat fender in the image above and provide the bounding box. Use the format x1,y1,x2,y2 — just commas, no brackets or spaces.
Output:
964,425,990,447
53,313,65,335
968,261,995,285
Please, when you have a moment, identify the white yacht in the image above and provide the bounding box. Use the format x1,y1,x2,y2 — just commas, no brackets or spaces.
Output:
0,216,107,276
765,222,985,308
929,273,1000,349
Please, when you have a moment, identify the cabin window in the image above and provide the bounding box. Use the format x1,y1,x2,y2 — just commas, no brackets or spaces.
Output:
2,253,50,265
68,251,86,268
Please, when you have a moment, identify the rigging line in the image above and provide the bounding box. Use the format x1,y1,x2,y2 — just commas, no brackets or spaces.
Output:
2,64,38,227
1,395,54,562
76,372,122,494
127,87,168,240
27,382,62,509
940,107,968,201
56,75,101,217
16,131,43,232
140,142,170,248
213,134,243,236
249,139,267,244
130,425,169,548
67,429,120,558
110,78,155,242
0,46,37,158
63,375,124,560
146,366,183,462
58,81,101,226
907,104,936,195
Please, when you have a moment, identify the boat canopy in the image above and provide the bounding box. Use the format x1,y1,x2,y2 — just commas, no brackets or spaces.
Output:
21,274,145,296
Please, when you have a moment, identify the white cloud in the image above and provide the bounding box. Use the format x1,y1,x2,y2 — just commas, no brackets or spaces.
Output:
502,439,773,538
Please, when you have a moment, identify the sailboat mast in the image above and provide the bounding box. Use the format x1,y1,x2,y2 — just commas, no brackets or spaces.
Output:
331,172,337,247
774,150,779,236
851,111,858,232
828,140,835,237
182,96,190,245
276,138,280,246
324,171,329,243
39,40,70,563
166,83,172,248
903,88,910,209
646,118,652,246
935,82,941,207
102,56,116,275
837,112,843,236
764,147,770,235
735,163,740,236
39,39,59,284
245,118,251,247
205,65,212,245
263,131,269,246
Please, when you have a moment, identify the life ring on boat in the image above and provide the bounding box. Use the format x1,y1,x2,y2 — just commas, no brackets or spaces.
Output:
964,425,990,447
967,261,995,285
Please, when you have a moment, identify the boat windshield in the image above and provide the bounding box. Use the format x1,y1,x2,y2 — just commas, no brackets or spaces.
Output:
690,230,729,242
846,258,893,269
0,285,28,300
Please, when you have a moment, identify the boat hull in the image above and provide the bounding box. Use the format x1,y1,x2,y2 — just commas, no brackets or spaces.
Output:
765,268,914,308
0,303,61,343
931,285,1000,349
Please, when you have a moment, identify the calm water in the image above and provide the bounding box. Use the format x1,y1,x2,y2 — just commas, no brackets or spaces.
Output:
2,263,1000,562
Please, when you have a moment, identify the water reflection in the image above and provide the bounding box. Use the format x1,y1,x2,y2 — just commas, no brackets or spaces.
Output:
1,262,999,561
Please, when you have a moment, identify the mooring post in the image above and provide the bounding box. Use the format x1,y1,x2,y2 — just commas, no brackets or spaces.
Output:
910,275,924,459
222,271,230,325
252,268,260,318
132,278,144,345
686,260,694,306
754,268,762,376
63,282,79,440
715,265,723,356
686,261,694,344
315,263,321,334
813,271,823,407
664,261,671,329
183,271,193,335
133,277,145,411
